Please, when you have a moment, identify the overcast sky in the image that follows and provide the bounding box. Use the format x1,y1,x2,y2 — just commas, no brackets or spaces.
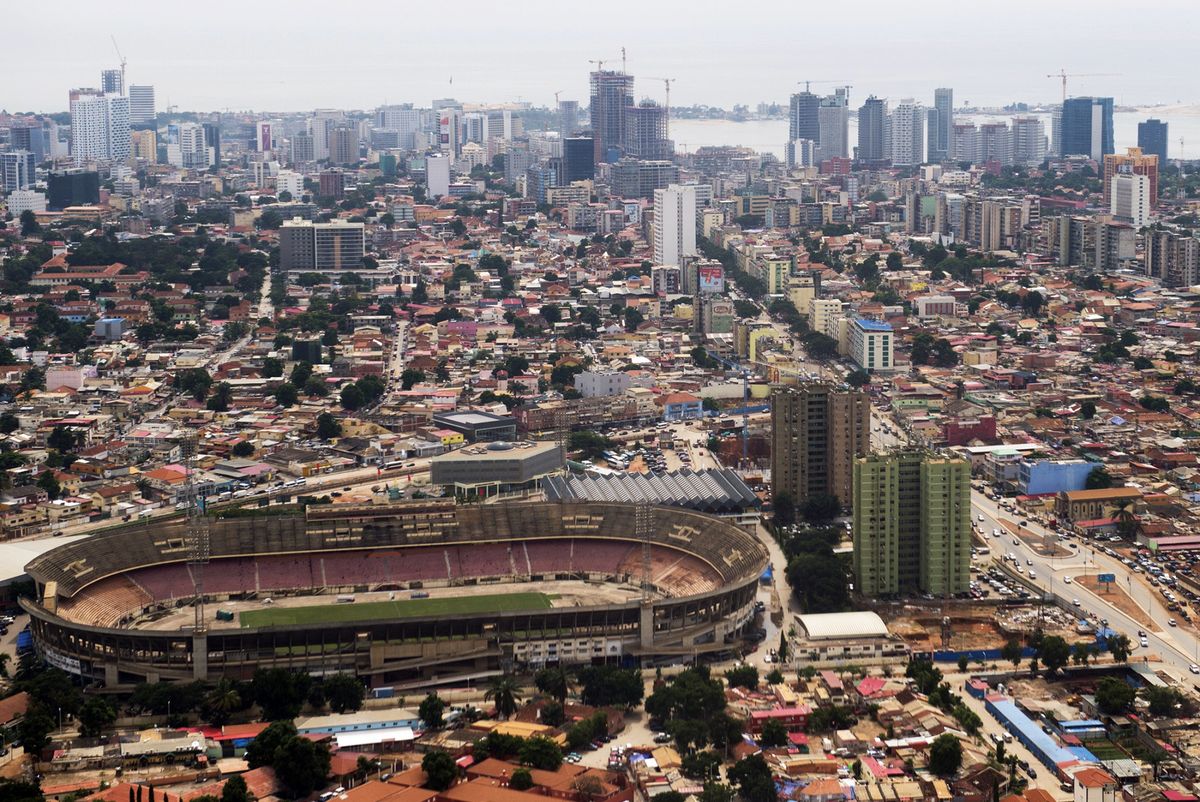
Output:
8,0,1198,113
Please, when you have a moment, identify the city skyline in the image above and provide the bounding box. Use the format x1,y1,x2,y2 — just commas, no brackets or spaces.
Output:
6,0,1198,114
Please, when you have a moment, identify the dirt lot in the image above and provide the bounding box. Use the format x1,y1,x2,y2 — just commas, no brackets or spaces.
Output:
882,602,1076,652
1076,574,1158,631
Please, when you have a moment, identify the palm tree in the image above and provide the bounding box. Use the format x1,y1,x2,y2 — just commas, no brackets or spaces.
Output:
535,666,572,706
1115,501,1140,540
485,674,522,720
204,678,241,726
0,653,10,678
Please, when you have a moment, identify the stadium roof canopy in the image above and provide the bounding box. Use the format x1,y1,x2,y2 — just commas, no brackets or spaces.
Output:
542,468,761,514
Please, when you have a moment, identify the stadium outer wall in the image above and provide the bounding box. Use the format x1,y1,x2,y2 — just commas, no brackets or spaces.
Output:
21,501,768,689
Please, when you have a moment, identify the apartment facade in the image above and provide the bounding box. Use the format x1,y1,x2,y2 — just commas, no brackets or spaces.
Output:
770,384,870,509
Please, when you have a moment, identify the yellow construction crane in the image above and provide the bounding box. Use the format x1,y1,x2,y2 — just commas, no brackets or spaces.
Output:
1046,69,1120,103
796,80,852,93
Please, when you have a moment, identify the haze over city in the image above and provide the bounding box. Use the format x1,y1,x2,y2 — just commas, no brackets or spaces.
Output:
7,0,1200,112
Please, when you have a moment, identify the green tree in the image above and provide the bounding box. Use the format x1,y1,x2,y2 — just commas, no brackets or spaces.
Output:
419,693,446,729
847,370,870,388
0,412,19,434
274,382,299,408
1085,466,1113,490
568,431,615,460
316,412,342,440
1106,634,1132,664
759,718,788,747
928,733,963,776
245,720,298,768
262,357,284,378
36,470,61,501
218,777,249,802
800,494,841,524
78,697,116,737
401,368,425,390
1036,635,1071,675
575,665,644,708
535,666,573,705
203,678,243,727
724,664,759,690
509,768,533,791
340,383,365,410
773,492,795,528
422,751,458,791
207,382,233,412
322,674,364,714
1143,685,1188,717
1095,677,1135,714
231,440,255,458
518,735,563,770
727,754,776,802
272,735,330,797
19,210,41,236
1001,639,1023,668
485,674,522,719
1080,400,1097,419
251,669,310,721
699,783,736,802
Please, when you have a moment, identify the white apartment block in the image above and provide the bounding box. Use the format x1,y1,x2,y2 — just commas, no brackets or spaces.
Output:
652,183,697,267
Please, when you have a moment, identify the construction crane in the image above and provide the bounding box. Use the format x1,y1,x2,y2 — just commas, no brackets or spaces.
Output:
1045,69,1120,103
588,50,628,75
796,79,852,93
110,35,127,93
642,77,675,138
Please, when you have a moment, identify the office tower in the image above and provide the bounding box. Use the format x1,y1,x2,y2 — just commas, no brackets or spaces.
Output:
770,384,870,510
563,135,595,182
1012,117,1047,166
815,94,849,163
279,218,365,271
47,170,100,210
1103,146,1158,209
9,125,45,163
101,68,123,95
1144,229,1200,287
437,107,462,159
318,168,344,200
930,87,953,162
128,85,155,126
1138,119,1168,164
201,123,220,163
0,151,36,193
485,110,514,142
625,100,672,160
376,106,422,149
328,126,356,165
889,100,924,167
290,132,314,164
558,100,579,135
426,153,450,199
589,70,634,164
255,120,274,153
788,91,820,142
857,96,887,164
652,183,697,267
505,142,532,183
978,122,1014,166
852,452,971,598
525,163,557,204
308,113,339,161
1061,96,1114,160
130,129,156,161
166,122,209,169
610,158,678,199
1049,107,1063,157
69,92,130,162
1110,173,1151,227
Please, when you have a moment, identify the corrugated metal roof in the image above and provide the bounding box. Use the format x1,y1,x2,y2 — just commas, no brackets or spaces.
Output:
542,468,760,513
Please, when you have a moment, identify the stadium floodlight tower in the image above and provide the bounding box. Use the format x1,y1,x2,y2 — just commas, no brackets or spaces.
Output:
180,433,211,634
636,502,654,602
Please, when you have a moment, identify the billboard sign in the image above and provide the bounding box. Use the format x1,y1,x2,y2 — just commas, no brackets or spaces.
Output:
698,265,725,294
1097,573,1116,584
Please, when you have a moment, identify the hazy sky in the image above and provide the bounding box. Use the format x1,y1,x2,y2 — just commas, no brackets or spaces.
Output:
8,0,1199,113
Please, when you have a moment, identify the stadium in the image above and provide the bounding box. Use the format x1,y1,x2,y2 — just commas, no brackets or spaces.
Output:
21,500,768,690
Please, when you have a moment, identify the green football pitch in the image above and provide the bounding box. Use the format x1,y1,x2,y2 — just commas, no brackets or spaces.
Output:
239,591,552,628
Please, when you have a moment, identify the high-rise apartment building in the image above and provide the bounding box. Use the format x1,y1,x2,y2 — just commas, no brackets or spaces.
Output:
328,126,357,166
857,96,888,164
889,101,924,167
1111,173,1151,227
0,151,36,193
291,132,314,164
128,85,155,126
652,183,697,267
279,218,365,271
318,168,344,200
69,92,130,162
1103,146,1158,209
589,70,634,164
166,123,209,169
978,122,1014,166
951,124,979,164
625,100,672,160
815,93,849,163
770,384,870,509
1145,229,1200,287
130,129,156,161
1138,118,1169,165
100,69,123,95
930,87,953,162
426,153,451,199
563,136,595,182
1012,117,1047,166
852,452,971,598
202,123,221,163
1061,97,1114,160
